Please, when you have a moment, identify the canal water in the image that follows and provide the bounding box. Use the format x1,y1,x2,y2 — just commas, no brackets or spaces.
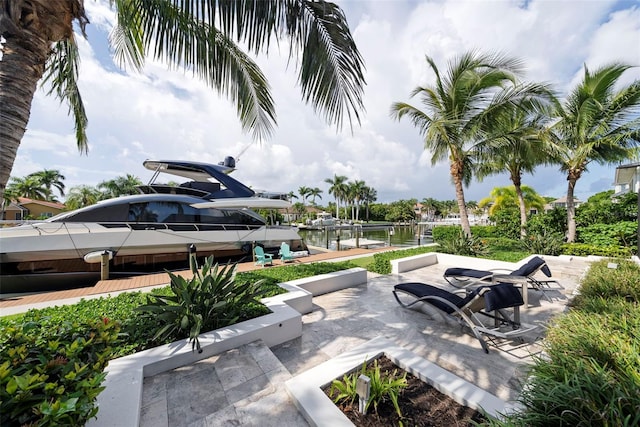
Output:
298,224,433,250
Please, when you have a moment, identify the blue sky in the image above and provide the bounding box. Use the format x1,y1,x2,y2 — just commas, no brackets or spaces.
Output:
9,0,640,204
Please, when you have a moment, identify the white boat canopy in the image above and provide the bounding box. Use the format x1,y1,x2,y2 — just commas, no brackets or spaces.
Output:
191,198,292,209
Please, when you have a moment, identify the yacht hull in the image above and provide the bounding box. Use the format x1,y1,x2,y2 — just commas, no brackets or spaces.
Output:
0,222,305,293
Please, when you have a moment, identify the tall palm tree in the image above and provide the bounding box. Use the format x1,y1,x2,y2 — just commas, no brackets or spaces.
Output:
28,169,66,201
390,51,534,236
298,186,311,205
308,187,323,205
476,98,557,237
324,174,348,220
349,179,366,221
0,1,366,202
361,185,376,222
98,174,143,198
6,176,47,200
550,63,640,242
285,191,299,203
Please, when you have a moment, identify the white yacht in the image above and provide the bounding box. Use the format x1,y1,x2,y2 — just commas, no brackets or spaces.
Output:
0,158,307,293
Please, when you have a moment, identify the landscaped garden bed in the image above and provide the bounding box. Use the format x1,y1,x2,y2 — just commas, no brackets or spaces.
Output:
325,355,486,426
0,258,358,426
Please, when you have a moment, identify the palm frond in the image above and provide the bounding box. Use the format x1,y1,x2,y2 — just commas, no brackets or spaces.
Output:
42,39,88,153
286,0,366,130
111,0,276,140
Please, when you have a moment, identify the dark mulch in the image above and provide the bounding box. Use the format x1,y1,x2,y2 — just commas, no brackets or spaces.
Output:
323,355,487,427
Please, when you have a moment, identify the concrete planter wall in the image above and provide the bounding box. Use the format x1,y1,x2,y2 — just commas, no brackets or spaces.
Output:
87,267,367,427
286,337,516,426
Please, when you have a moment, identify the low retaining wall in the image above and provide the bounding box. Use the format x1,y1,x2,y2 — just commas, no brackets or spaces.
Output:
286,336,516,426
88,267,367,427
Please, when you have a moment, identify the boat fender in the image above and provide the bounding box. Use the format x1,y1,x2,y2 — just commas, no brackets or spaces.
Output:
84,250,114,264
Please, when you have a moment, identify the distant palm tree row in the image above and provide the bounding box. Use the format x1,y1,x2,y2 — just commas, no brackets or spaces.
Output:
285,178,377,222
3,172,142,211
391,51,640,242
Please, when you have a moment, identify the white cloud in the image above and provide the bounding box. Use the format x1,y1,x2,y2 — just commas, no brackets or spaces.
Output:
11,0,640,204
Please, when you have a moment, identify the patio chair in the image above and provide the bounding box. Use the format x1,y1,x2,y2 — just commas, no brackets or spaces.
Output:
254,246,273,267
392,282,537,353
443,256,553,290
278,242,295,264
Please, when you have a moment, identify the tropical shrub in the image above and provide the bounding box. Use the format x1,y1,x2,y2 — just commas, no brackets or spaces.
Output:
489,259,640,426
577,221,637,250
573,258,640,304
0,318,120,427
136,256,267,352
576,191,638,226
488,207,520,239
470,225,500,238
526,207,567,237
522,229,564,256
432,225,500,242
437,231,488,257
431,225,462,242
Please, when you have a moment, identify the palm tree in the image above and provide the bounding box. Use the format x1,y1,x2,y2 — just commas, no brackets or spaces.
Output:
64,185,102,210
308,187,323,205
349,179,366,221
420,197,439,221
28,169,66,201
98,174,142,198
479,185,545,217
324,174,348,220
550,63,640,242
298,186,311,205
6,176,47,200
0,1,366,202
390,51,534,236
476,98,557,237
285,191,299,203
361,186,376,222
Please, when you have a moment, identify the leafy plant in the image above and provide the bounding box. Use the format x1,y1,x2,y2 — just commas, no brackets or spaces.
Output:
577,221,637,250
329,357,407,419
329,360,364,406
522,229,564,256
136,256,266,353
0,318,120,426
438,231,488,257
488,207,520,239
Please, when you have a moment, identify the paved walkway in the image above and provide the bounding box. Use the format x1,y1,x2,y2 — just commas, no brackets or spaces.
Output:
138,257,589,427
1,251,591,426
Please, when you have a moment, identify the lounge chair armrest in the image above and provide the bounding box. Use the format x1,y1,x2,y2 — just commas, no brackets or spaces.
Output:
492,275,526,284
487,268,513,274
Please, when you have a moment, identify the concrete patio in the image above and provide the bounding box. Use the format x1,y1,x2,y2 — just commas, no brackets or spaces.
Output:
137,255,590,427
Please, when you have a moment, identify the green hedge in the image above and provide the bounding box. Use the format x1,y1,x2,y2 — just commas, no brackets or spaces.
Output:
431,225,502,242
0,319,120,426
561,243,632,258
368,246,438,274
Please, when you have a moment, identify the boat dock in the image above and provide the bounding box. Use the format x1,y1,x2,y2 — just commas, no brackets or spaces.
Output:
338,238,386,249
